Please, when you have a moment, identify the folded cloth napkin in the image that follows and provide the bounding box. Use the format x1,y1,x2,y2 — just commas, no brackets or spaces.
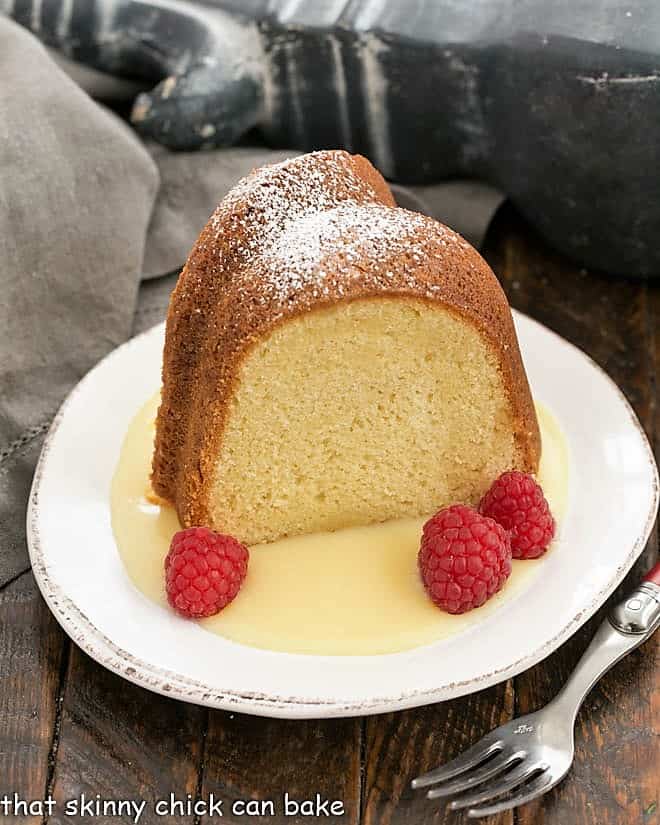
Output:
0,16,504,587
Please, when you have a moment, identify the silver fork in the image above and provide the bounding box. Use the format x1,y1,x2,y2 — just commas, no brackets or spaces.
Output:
412,562,660,818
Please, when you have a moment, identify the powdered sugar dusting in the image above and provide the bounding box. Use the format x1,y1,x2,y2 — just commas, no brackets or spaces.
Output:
212,151,369,244
207,150,464,310
263,203,430,300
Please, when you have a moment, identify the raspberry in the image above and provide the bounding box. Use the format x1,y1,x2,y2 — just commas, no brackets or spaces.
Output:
418,505,512,614
165,527,249,618
479,471,555,559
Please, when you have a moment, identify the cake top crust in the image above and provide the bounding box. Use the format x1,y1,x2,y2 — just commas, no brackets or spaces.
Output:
152,150,541,521
184,150,497,330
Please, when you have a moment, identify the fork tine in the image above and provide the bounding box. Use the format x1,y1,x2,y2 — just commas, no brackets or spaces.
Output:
426,750,524,799
411,738,503,790
465,771,558,818
449,763,547,809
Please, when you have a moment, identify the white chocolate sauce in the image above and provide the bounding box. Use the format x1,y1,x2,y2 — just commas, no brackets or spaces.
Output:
111,395,568,655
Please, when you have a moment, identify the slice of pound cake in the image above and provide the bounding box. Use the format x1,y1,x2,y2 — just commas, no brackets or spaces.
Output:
152,150,540,545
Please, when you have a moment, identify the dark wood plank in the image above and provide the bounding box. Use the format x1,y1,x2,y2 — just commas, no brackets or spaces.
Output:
199,711,362,824
513,622,659,825
362,683,514,825
48,647,205,825
484,204,654,423
0,571,66,823
482,204,659,825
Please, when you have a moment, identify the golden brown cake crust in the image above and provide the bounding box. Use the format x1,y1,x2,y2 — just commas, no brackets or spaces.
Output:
152,150,541,528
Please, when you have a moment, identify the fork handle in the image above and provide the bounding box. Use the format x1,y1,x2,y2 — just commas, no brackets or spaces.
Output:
549,561,660,721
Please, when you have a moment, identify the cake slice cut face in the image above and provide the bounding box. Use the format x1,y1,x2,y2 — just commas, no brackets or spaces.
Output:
152,150,541,546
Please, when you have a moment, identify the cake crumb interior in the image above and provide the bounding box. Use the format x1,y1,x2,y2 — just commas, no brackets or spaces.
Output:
209,297,518,545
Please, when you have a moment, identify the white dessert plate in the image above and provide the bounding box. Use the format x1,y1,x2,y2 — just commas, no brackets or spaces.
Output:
27,313,658,719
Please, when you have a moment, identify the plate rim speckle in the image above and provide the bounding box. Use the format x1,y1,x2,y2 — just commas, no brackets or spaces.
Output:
27,311,659,718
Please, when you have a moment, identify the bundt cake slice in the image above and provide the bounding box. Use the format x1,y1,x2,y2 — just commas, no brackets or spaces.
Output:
152,150,540,546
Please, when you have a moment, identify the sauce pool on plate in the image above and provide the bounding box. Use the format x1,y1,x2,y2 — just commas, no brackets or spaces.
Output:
111,394,569,655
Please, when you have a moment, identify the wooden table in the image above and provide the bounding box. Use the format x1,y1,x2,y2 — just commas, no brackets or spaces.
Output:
2,203,658,825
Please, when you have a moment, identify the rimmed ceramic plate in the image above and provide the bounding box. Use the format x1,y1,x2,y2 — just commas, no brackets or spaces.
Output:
27,313,658,718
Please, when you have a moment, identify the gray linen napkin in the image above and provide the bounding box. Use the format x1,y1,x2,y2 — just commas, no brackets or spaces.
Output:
0,17,503,588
